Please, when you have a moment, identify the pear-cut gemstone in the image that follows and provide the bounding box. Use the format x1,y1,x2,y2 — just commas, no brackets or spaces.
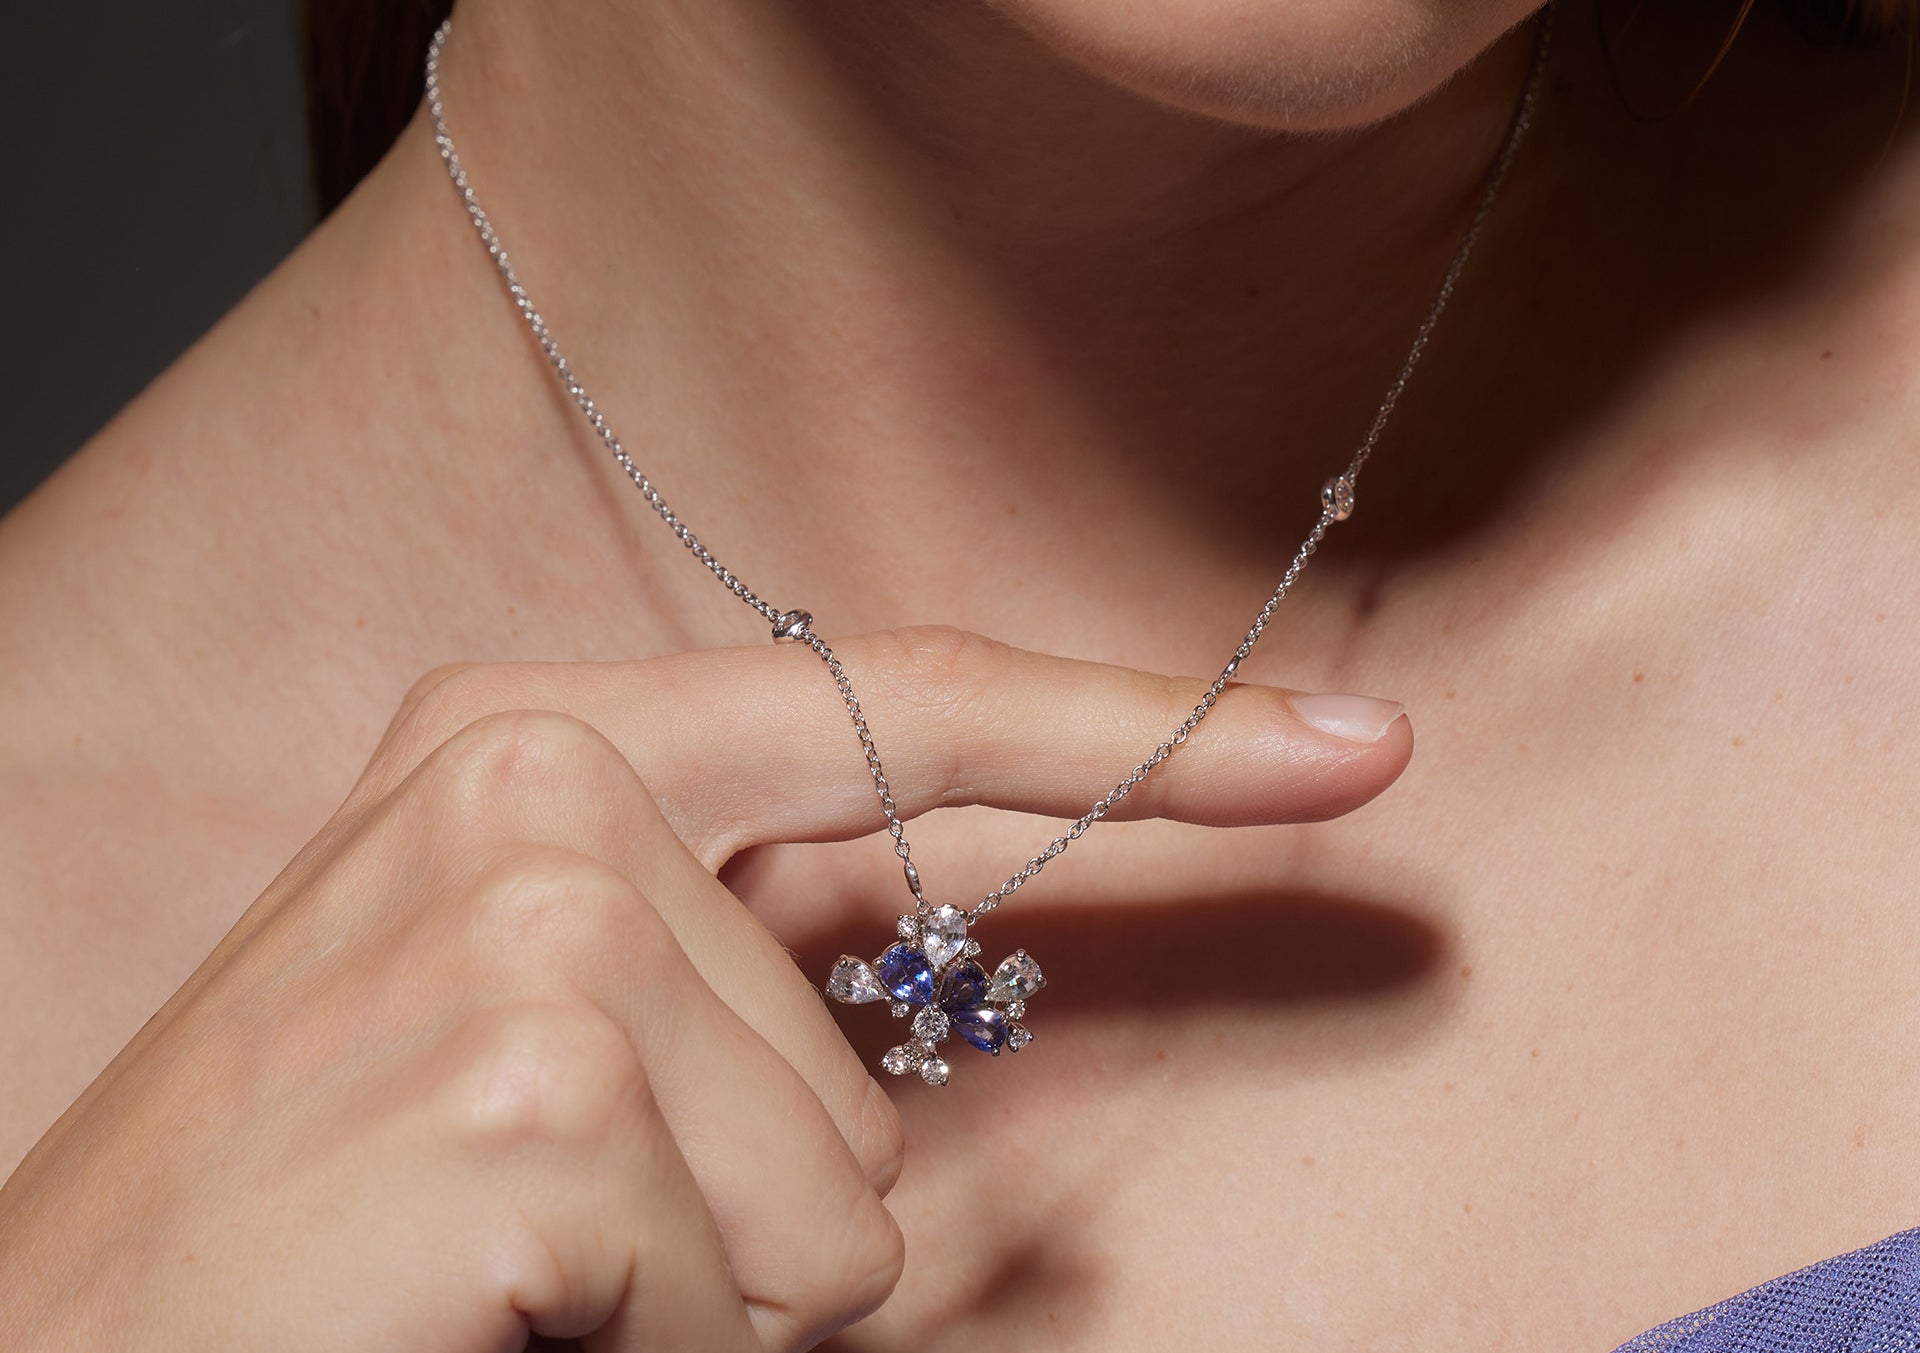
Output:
912,1005,950,1045
918,1055,951,1087
827,956,886,1004
881,1043,925,1076
876,943,935,1005
937,960,989,1014
987,950,1045,1003
951,1005,1008,1054
921,904,969,970
1007,1023,1033,1053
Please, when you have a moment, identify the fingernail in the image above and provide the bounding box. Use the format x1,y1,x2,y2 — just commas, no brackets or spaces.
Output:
1288,692,1405,743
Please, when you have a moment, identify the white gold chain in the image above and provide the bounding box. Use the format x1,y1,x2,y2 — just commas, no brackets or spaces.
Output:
423,9,1553,925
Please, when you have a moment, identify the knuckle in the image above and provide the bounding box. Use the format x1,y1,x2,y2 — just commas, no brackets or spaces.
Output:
1154,669,1209,740
760,1182,905,1349
424,708,633,818
352,662,500,807
365,664,523,801
396,663,513,751
1136,670,1211,808
435,1000,648,1153
464,845,662,963
733,1069,907,1347
868,625,1008,720
398,661,483,720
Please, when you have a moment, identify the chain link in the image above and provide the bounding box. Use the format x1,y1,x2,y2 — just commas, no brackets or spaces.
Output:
424,7,1553,925
425,39,783,627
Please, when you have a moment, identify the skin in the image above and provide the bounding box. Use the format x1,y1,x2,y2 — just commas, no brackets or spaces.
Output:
1,0,1918,1347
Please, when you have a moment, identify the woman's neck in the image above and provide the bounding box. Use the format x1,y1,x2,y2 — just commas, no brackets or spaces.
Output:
384,0,1549,630
0,0,1561,797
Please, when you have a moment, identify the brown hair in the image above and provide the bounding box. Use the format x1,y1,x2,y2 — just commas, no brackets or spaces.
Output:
304,0,453,216
302,0,1913,217
1635,0,1913,111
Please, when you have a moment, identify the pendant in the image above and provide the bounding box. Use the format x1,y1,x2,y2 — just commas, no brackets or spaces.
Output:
825,904,1044,1086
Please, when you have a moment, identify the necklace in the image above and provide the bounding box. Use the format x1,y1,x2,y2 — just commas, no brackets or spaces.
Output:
423,9,1552,1086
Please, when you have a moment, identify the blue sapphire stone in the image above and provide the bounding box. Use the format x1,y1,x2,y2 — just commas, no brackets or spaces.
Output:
937,960,989,1014
951,1005,1009,1054
876,943,934,1005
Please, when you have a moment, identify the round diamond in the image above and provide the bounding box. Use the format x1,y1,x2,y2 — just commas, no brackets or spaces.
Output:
912,1006,950,1045
918,1056,950,1087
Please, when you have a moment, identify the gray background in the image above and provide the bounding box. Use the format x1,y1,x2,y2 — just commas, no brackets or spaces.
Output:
3,2,314,514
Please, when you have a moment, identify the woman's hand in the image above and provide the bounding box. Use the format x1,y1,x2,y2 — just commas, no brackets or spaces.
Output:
0,626,1409,1351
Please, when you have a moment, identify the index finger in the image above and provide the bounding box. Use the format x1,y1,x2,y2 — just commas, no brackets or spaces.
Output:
368,625,1410,870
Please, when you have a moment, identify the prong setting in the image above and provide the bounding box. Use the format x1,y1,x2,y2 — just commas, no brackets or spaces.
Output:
823,906,1044,1085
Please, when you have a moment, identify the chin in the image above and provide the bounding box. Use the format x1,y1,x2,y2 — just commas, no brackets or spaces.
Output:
984,0,1543,131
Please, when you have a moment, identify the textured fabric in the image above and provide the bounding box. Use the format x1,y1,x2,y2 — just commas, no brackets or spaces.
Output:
1612,1227,1920,1351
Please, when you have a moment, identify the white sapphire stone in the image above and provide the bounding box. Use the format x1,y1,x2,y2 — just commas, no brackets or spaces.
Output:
890,1001,911,1019
896,914,920,941
826,956,886,1004
1007,1024,1033,1052
912,1006,950,1045
918,1056,951,1087
921,904,969,970
987,950,1045,1003
881,1043,925,1076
